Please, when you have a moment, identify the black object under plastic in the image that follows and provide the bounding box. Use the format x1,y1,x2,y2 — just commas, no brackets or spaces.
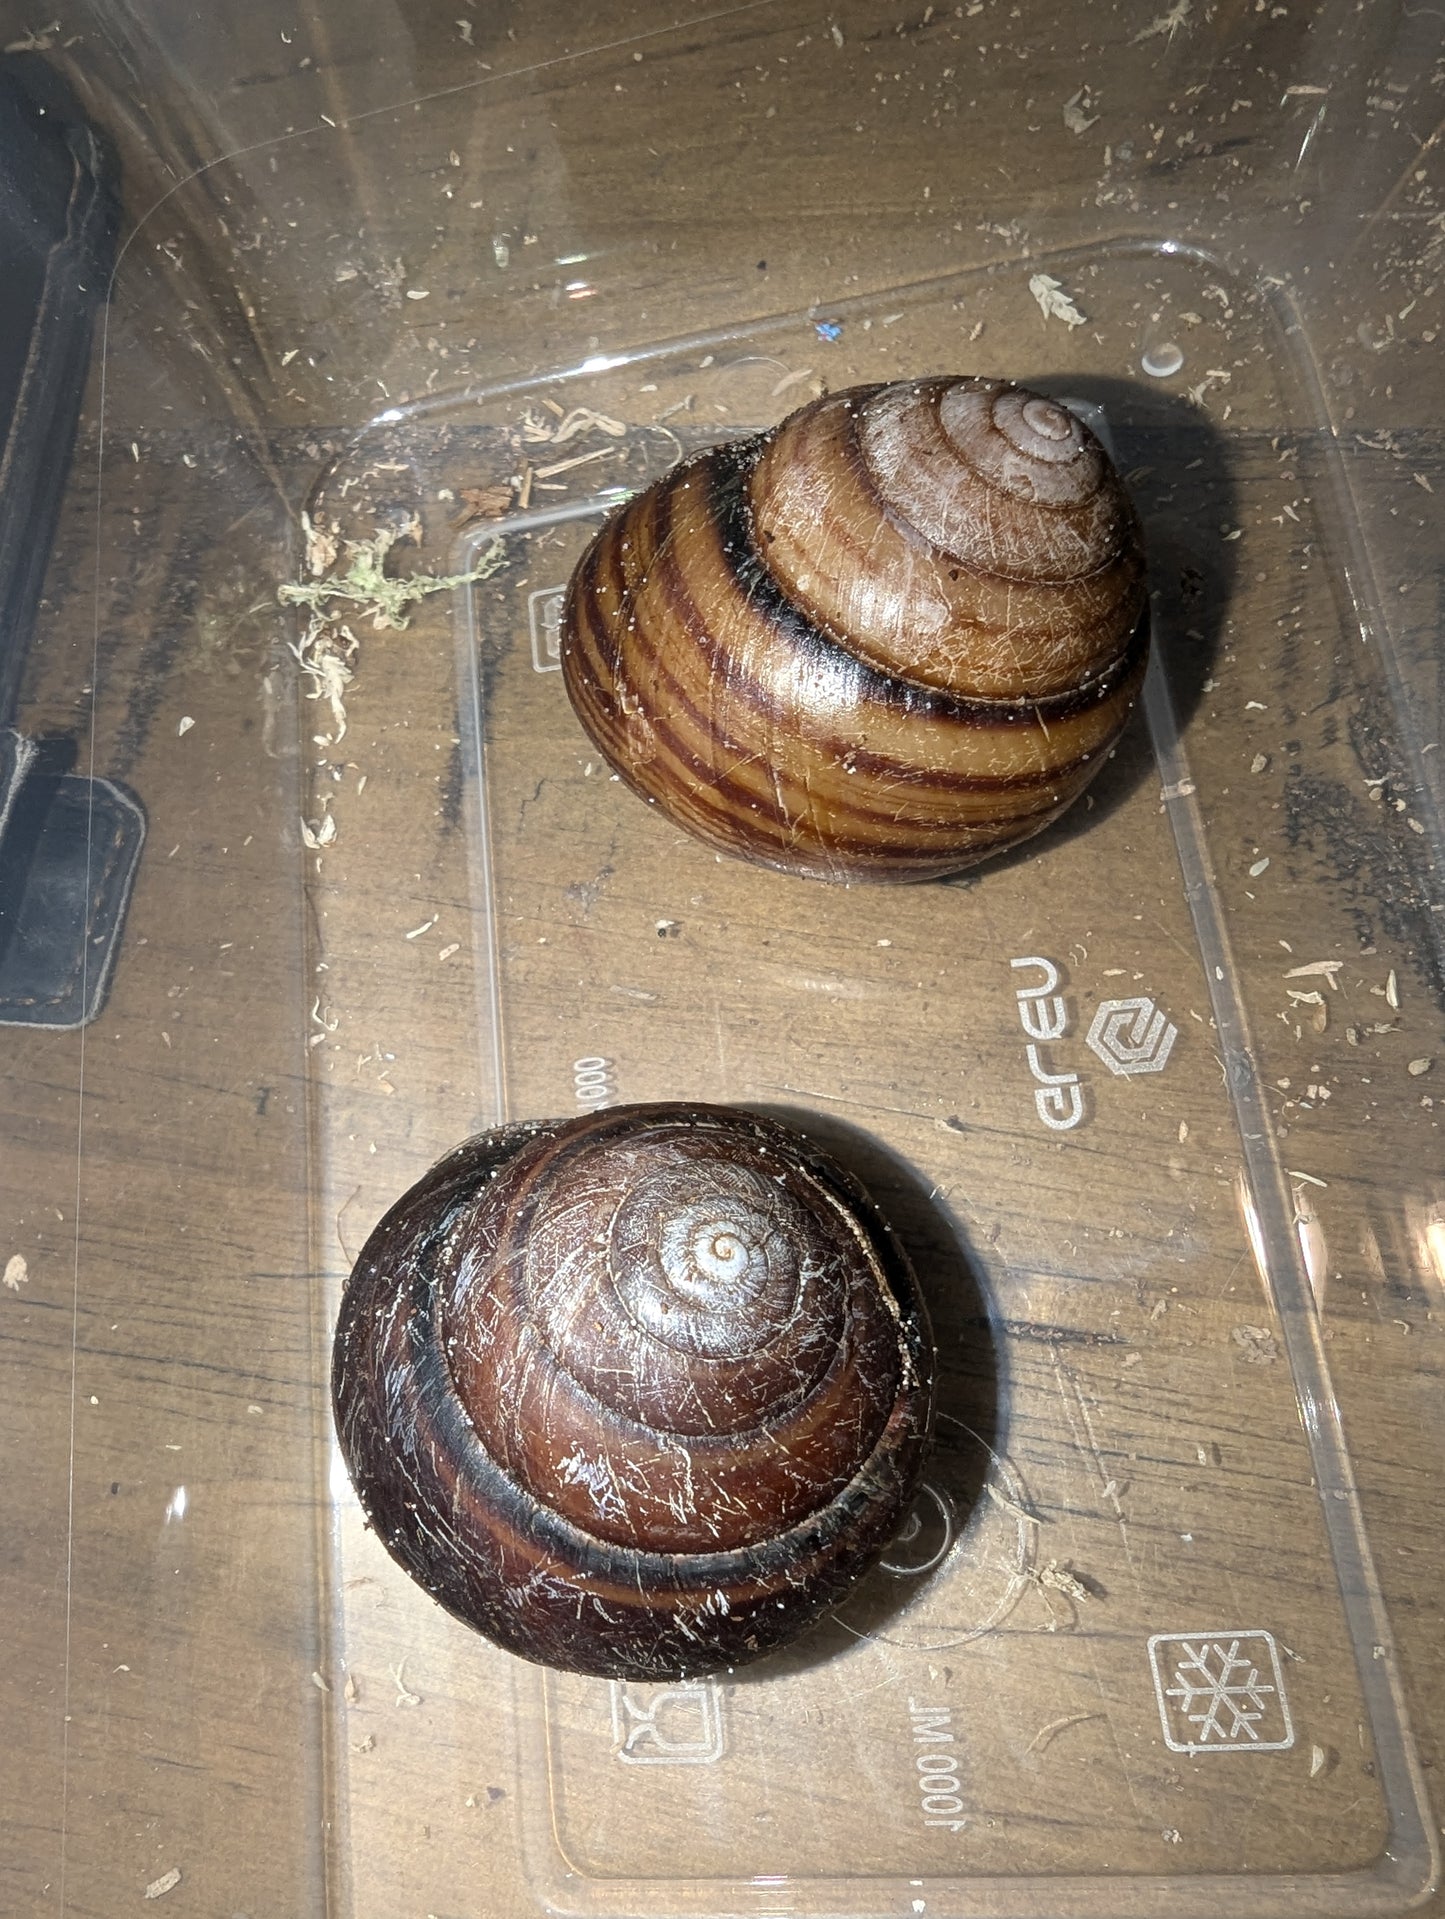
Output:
0,58,139,1029
0,730,144,1028
0,53,118,724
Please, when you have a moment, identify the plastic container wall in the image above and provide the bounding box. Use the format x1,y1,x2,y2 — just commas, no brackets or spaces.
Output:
0,3,1441,1916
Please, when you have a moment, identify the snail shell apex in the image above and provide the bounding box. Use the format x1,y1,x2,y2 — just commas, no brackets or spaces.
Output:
562,376,1148,883
332,1104,935,1678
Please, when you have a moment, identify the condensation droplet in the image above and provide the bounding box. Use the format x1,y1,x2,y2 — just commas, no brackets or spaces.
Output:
1141,342,1184,379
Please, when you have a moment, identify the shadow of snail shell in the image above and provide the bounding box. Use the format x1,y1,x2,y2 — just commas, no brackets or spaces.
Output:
562,376,1148,883
331,1103,935,1678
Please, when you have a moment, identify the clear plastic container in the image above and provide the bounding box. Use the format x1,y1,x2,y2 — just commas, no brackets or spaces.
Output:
2,3,1441,1915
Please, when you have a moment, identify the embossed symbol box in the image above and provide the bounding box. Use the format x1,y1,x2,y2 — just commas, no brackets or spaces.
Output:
1148,1631,1295,1755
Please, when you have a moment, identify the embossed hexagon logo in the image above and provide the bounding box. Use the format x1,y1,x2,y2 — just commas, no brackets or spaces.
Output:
1085,996,1178,1077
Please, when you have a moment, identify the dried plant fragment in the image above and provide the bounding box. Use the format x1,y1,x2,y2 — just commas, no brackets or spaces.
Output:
1028,273,1088,328
1062,86,1099,134
1232,1323,1279,1365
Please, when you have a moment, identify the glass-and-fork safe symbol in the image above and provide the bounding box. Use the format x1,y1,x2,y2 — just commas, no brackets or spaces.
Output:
608,1677,726,1765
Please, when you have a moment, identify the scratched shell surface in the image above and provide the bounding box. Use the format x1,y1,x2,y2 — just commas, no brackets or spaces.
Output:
330,1103,935,1678
561,377,1148,883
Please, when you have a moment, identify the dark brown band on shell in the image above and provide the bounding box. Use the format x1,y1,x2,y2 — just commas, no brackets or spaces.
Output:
332,1104,935,1678
563,382,1147,883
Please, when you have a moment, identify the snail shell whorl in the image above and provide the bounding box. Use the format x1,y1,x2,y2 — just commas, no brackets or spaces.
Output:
331,1103,935,1678
561,376,1147,883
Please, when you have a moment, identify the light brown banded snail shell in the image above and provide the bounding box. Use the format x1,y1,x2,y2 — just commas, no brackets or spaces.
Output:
332,1104,935,1678
562,376,1147,883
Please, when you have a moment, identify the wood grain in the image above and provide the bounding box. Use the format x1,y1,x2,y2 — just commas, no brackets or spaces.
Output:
2,0,1441,1914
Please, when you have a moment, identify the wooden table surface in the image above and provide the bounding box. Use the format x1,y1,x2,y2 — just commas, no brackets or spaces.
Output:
1,1,1441,1914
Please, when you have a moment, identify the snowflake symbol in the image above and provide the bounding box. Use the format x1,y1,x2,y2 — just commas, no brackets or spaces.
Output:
1148,1629,1295,1754
1166,1639,1275,1741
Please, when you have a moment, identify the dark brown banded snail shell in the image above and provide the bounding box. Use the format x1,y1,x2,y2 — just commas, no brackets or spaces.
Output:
561,376,1147,883
331,1103,935,1678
